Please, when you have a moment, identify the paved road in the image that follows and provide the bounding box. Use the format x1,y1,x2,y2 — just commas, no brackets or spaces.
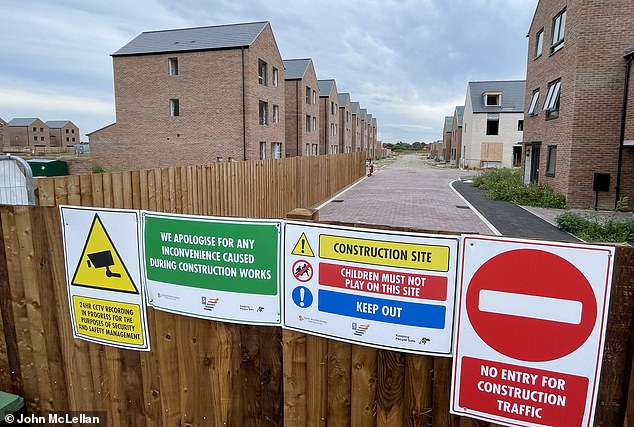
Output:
319,155,493,235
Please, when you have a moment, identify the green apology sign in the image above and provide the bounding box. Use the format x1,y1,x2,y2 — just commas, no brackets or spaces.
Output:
144,214,279,295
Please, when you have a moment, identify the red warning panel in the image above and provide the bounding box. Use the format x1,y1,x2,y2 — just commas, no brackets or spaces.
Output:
319,262,447,301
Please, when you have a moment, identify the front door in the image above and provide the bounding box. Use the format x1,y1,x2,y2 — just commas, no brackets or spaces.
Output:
530,146,540,183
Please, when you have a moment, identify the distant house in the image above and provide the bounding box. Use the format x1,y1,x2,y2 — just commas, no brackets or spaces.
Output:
461,80,525,168
350,102,362,152
450,106,464,165
371,117,378,157
89,21,285,169
46,121,79,147
6,118,50,146
366,114,374,158
283,58,319,157
318,79,339,154
338,93,352,153
523,0,634,208
359,109,368,154
441,116,453,161
0,118,6,147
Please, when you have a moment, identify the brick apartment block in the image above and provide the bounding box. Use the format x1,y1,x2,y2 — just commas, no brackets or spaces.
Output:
46,120,79,147
441,116,452,161
350,102,361,152
450,106,464,165
89,21,285,170
318,79,339,154
523,0,634,208
6,118,50,146
461,80,525,169
371,117,378,157
283,58,319,157
366,114,375,158
338,93,352,153
359,109,368,154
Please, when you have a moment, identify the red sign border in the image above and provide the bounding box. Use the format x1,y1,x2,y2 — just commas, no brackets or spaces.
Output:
451,236,614,427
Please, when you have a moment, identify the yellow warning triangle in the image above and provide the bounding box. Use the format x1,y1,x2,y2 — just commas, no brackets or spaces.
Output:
291,232,314,257
71,214,138,294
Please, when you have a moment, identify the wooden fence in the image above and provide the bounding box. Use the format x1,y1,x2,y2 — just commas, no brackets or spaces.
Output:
35,153,366,216
1,153,633,426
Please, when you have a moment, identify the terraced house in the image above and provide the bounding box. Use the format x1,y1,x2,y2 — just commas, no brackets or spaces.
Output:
89,21,285,169
318,79,339,154
283,58,319,157
338,93,352,153
350,102,361,151
6,118,49,146
522,0,634,208
46,120,79,147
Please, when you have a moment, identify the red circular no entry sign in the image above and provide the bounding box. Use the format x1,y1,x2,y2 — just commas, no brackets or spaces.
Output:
466,248,597,362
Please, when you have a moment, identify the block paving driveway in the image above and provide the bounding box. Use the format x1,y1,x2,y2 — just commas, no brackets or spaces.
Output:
319,154,493,235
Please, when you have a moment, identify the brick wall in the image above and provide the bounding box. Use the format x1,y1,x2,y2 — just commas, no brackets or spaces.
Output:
339,100,352,153
91,23,285,170
524,0,634,208
319,82,339,155
284,62,319,158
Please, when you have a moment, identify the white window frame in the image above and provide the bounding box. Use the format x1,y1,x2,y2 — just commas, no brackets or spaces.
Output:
258,59,267,85
484,93,501,107
272,142,282,159
273,105,279,124
311,144,318,156
543,80,561,111
551,9,566,52
546,145,557,177
260,142,266,160
259,101,268,125
313,117,317,130
170,99,180,116
313,90,317,104
528,90,540,115
305,144,310,156
306,115,311,132
306,87,311,104
168,57,178,76
535,29,544,58
272,67,278,87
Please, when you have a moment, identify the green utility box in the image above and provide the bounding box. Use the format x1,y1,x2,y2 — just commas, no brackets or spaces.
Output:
0,391,23,419
27,159,68,177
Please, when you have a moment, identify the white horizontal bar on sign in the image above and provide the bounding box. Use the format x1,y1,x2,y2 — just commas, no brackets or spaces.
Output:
478,290,583,324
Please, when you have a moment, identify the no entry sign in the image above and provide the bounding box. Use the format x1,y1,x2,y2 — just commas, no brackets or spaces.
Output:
451,236,614,427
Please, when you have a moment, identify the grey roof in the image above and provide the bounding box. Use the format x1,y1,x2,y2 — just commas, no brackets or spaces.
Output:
350,102,360,115
360,109,367,120
318,79,335,97
444,116,453,132
454,106,465,127
112,21,268,56
46,120,72,128
366,114,373,126
468,80,526,113
8,118,40,127
338,93,350,107
283,59,311,80
372,118,377,127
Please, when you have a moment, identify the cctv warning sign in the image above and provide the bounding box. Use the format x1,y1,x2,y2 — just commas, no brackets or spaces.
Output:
61,206,150,351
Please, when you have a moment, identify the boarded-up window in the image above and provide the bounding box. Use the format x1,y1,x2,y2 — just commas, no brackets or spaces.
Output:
481,142,503,161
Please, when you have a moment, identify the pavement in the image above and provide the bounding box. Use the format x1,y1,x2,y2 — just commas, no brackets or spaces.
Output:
318,154,581,241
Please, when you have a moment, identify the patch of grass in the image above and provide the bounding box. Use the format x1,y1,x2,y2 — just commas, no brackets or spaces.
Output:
92,164,113,174
556,211,634,243
472,168,566,208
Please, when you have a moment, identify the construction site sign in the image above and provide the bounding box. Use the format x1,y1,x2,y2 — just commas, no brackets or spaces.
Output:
284,222,459,356
60,206,150,351
141,211,282,325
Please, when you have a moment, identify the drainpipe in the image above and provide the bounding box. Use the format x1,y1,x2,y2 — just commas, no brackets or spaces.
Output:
615,48,634,208
242,47,247,161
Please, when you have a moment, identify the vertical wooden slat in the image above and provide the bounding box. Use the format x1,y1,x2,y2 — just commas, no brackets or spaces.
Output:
154,310,182,426
351,347,378,427
376,351,405,427
36,178,56,206
79,174,93,207
404,355,434,427
328,341,352,427
112,172,124,208
306,335,328,426
67,175,81,206
122,171,134,209
53,177,69,205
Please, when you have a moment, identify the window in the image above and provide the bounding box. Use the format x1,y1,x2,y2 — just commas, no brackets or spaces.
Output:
528,90,540,115
41,136,44,141
272,67,278,86
543,79,561,119
259,101,268,125
331,102,335,115
273,105,279,124
306,115,311,131
72,137,76,142
485,93,501,106
170,99,180,116
66,129,69,134
306,87,311,104
518,120,524,131
306,144,310,156
546,146,557,177
66,137,70,142
33,136,37,141
313,90,317,104
535,29,544,58
346,111,350,122
486,114,499,135
258,60,267,85
217,157,224,163
311,144,318,155
313,117,317,130
272,142,282,159
33,127,36,132
551,8,566,52
260,142,266,160
40,127,44,132
168,57,178,76
72,129,75,133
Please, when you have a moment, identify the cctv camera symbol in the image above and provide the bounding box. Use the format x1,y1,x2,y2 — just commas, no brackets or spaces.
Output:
86,250,121,278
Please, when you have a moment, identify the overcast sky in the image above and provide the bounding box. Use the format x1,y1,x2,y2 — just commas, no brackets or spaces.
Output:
0,0,536,144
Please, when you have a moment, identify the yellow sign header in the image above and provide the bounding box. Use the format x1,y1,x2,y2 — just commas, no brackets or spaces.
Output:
319,234,450,272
